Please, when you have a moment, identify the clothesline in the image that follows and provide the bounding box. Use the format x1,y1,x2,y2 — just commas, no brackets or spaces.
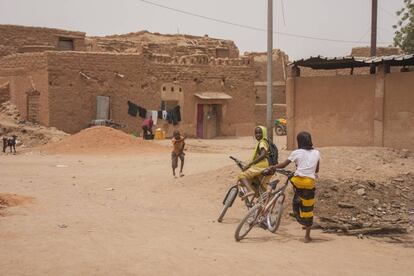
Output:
127,101,181,125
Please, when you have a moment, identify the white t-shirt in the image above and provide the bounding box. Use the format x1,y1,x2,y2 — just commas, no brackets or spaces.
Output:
288,149,320,179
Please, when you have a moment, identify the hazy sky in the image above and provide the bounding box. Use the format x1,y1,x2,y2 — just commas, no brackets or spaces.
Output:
0,0,405,60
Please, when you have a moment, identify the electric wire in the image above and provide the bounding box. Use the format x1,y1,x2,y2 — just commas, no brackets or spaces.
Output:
137,0,393,45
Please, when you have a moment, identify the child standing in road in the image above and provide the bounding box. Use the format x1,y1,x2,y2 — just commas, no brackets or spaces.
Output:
270,131,320,243
172,130,185,178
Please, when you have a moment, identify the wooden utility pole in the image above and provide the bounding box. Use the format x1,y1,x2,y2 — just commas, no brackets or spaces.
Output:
266,0,274,140
370,0,378,73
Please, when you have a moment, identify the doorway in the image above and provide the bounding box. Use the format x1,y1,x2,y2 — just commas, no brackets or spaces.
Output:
27,92,40,123
96,96,110,120
196,104,221,139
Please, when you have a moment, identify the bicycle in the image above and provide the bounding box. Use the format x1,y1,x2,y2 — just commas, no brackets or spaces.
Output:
217,156,273,223
234,168,294,241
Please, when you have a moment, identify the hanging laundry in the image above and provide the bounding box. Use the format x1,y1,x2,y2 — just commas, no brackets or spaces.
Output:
127,101,138,117
171,110,178,125
163,106,182,125
166,111,173,124
168,108,177,125
157,110,162,120
137,106,147,118
151,110,158,125
174,105,181,122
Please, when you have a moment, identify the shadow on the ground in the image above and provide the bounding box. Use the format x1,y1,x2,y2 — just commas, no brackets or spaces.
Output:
369,234,414,248
217,218,240,224
236,227,333,244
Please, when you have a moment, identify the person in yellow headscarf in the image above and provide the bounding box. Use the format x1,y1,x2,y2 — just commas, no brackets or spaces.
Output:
238,126,271,198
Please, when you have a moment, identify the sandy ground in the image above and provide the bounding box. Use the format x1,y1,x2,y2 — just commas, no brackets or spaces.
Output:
1,137,414,276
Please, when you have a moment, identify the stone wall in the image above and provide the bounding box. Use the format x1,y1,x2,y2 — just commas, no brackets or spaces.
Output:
0,25,86,58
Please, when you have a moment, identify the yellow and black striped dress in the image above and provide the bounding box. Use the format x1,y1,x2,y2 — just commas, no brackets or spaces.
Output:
290,176,315,226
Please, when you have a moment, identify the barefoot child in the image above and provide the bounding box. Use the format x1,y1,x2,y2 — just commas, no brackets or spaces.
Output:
270,131,320,243
172,130,185,178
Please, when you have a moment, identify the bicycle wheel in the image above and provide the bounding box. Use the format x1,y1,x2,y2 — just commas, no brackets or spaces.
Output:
234,204,263,241
217,187,238,222
267,194,285,233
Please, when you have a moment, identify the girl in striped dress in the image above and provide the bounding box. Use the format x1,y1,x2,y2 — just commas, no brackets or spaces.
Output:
270,131,320,243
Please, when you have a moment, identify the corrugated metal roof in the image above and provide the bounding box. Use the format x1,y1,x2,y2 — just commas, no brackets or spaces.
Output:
290,54,414,69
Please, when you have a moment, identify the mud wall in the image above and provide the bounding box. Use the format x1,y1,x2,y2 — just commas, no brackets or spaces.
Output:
254,104,286,128
287,75,376,148
45,52,255,136
248,50,288,126
0,81,10,104
287,71,414,151
384,72,414,151
0,53,49,124
148,62,255,137
46,52,152,134
0,25,86,58
88,31,239,58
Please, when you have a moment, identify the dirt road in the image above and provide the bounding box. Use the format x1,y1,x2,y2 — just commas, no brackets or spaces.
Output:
1,138,413,275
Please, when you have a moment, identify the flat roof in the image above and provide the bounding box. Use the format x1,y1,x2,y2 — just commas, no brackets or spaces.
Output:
194,92,232,100
290,54,414,70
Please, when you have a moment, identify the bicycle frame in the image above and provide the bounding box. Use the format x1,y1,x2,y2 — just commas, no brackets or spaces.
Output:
254,170,294,224
259,180,289,219
234,169,295,240
223,156,267,207
218,156,271,223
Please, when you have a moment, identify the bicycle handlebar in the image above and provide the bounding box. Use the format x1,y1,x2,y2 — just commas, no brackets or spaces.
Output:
229,156,294,177
275,168,294,177
229,156,245,170
229,156,239,162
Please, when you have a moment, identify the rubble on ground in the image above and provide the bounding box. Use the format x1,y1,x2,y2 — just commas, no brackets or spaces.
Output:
315,173,414,236
215,156,414,238
0,101,68,151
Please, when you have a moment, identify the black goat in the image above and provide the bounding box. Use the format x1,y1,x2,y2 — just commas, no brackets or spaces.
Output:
2,135,17,154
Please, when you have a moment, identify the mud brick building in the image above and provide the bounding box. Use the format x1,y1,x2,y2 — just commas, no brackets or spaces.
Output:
246,50,288,124
87,30,240,59
0,25,86,58
1,25,282,138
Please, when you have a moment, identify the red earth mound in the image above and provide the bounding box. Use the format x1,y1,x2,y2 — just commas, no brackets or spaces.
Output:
0,193,34,216
41,126,168,155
